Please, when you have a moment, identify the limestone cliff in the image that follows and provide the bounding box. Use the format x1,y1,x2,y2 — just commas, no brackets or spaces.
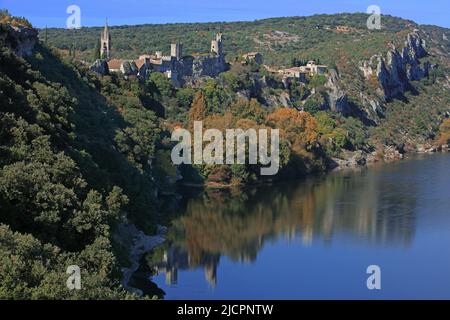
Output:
359,31,431,100
0,24,38,57
325,69,352,115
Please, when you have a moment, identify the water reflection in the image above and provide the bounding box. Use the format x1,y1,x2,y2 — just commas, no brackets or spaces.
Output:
147,163,418,290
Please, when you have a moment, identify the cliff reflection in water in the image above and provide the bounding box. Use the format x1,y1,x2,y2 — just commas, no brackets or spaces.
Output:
149,166,417,287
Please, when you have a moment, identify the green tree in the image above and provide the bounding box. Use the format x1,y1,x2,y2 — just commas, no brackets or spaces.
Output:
93,38,101,60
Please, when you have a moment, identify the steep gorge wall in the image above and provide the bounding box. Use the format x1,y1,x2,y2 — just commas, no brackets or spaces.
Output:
359,31,431,100
318,31,433,122
0,24,38,57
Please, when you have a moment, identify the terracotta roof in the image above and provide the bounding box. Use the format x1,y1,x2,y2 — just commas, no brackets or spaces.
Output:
135,59,146,69
107,59,123,70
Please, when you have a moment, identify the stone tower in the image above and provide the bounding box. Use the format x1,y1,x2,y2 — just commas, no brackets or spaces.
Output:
100,19,111,60
210,33,223,56
170,42,182,60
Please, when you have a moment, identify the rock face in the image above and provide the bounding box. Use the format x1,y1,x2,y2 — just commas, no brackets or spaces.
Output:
264,91,291,107
416,143,437,153
382,145,404,162
89,59,109,75
359,32,430,100
331,150,367,169
325,69,352,115
178,54,227,81
115,223,166,297
192,55,227,78
0,24,38,57
330,145,405,170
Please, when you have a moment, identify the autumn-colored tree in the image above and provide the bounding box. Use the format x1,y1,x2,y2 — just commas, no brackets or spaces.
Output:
235,118,259,130
436,118,450,147
265,108,321,175
266,108,318,152
188,91,208,129
203,112,234,131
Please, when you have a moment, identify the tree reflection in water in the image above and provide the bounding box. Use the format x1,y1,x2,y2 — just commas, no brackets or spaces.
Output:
145,165,417,289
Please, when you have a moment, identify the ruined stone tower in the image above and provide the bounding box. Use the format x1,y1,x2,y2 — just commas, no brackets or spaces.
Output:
171,42,182,60
210,33,223,56
100,19,111,59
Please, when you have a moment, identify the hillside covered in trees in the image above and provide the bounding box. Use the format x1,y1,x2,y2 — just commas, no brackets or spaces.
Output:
1,10,450,299
46,14,420,65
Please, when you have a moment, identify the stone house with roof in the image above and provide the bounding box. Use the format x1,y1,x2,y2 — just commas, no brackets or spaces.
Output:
242,52,263,64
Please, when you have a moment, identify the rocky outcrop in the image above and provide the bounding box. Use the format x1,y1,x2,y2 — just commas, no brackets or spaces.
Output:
359,32,430,100
416,143,437,153
382,145,404,162
180,55,227,79
331,150,367,169
89,59,109,75
325,69,352,115
0,24,38,57
115,223,166,296
266,91,291,107
330,145,405,170
120,60,138,76
438,144,450,152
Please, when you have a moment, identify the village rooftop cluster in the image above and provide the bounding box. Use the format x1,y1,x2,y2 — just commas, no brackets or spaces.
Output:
90,20,328,86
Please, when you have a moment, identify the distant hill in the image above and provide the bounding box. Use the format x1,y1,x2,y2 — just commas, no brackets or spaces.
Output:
45,13,425,65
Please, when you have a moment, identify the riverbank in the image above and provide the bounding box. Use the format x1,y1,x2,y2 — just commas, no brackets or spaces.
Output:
330,143,449,171
115,223,166,296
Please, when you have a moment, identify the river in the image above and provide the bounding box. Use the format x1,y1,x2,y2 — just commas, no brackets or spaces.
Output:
133,153,450,299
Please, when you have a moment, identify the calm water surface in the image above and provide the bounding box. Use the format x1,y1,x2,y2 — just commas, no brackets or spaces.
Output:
138,153,450,299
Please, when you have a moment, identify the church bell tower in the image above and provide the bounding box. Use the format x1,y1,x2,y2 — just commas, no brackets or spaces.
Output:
100,18,111,59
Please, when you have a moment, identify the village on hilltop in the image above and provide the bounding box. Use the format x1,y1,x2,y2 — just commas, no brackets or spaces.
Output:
90,20,328,87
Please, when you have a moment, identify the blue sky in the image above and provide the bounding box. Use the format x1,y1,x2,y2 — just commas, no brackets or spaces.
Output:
1,0,449,28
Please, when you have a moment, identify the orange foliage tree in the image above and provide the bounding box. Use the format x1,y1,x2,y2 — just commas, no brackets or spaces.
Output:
265,108,318,152
436,119,450,147
203,112,234,131
188,91,208,129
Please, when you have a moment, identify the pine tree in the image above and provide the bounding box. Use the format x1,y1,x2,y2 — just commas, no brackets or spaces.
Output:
94,38,101,60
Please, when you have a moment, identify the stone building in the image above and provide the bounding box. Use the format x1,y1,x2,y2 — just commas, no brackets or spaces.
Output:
242,52,263,65
100,19,111,59
278,67,309,81
92,21,228,85
305,60,327,75
276,61,327,81
171,42,182,60
210,33,223,56
134,33,227,85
